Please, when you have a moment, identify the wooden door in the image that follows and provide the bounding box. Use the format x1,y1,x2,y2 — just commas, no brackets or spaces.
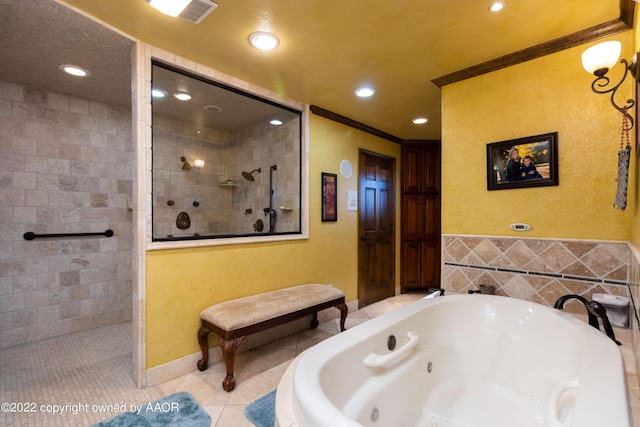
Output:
358,151,396,307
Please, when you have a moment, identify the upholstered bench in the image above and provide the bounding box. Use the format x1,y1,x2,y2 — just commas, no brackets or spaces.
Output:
197,284,348,391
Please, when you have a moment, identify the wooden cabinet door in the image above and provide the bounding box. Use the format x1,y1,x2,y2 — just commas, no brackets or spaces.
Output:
401,145,423,193
402,197,440,240
402,142,440,193
421,241,441,288
401,194,423,240
421,144,441,194
423,197,440,241
400,141,441,292
401,241,440,288
401,241,422,288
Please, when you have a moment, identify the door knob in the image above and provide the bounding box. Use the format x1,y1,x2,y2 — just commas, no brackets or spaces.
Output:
360,235,366,241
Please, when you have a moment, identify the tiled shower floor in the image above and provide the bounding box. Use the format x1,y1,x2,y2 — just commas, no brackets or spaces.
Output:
1,293,638,426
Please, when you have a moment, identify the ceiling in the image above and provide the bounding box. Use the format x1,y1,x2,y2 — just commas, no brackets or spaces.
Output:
0,0,632,140
152,62,301,133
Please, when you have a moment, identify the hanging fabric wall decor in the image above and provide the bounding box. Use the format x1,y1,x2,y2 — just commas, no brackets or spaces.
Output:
613,107,631,211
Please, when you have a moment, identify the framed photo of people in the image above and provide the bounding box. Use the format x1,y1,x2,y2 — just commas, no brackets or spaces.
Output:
486,132,559,191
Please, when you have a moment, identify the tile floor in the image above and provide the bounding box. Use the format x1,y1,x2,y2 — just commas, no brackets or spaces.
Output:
1,292,638,426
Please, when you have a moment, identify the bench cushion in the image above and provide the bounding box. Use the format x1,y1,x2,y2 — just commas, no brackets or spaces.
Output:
200,284,344,331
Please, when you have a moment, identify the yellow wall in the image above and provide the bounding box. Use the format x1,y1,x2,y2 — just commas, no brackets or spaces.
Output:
145,114,401,368
632,9,640,248
442,33,635,240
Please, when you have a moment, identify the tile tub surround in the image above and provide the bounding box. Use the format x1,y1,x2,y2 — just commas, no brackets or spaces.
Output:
630,245,640,386
0,81,133,349
443,235,630,310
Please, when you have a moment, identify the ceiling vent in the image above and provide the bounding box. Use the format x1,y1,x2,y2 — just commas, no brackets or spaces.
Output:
179,0,217,24
145,0,217,24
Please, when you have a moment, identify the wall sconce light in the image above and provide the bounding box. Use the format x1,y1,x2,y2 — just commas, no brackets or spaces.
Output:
193,159,205,168
582,40,639,129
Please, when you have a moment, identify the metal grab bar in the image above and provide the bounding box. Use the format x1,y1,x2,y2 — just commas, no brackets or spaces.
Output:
363,330,419,369
23,230,114,240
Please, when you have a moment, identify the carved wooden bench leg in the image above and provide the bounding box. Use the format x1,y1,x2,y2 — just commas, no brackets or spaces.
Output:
310,312,319,329
197,326,210,371
219,336,245,392
337,302,348,332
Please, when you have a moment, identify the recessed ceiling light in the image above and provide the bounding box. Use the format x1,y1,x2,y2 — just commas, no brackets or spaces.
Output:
249,32,280,50
152,89,167,98
355,87,375,98
489,1,505,12
413,118,428,124
59,64,90,77
147,0,192,17
270,119,283,126
173,92,192,101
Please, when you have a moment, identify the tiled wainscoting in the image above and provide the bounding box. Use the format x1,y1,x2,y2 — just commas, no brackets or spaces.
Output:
443,234,640,384
630,245,640,380
443,235,629,306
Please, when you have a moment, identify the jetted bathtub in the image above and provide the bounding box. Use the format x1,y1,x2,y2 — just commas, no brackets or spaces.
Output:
282,294,629,427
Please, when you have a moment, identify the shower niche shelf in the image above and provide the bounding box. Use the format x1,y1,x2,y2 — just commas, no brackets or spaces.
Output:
279,200,294,211
219,180,238,188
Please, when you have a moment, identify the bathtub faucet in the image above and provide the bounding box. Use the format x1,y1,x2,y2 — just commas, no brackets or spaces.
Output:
553,295,621,345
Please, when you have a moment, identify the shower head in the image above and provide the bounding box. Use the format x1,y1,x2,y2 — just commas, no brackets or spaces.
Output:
242,168,261,182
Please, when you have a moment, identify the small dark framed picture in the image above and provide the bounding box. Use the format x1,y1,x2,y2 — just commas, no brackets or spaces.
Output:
321,172,337,222
486,132,559,191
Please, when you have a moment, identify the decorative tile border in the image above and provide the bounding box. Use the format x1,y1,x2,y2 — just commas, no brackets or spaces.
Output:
445,261,628,286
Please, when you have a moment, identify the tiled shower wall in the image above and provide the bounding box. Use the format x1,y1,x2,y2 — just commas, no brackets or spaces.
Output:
0,81,133,349
152,115,233,237
152,114,300,238
228,119,301,234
